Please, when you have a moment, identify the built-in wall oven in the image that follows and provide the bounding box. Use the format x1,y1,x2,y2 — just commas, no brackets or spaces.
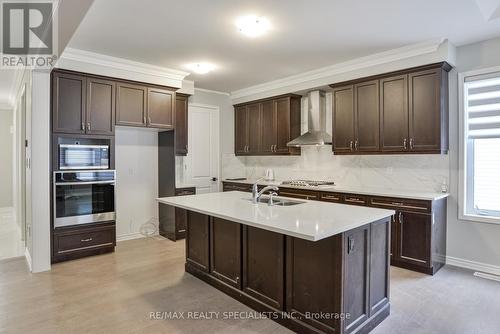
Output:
59,144,110,170
53,170,116,228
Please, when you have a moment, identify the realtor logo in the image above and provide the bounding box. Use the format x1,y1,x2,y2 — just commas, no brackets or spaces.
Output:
1,1,57,68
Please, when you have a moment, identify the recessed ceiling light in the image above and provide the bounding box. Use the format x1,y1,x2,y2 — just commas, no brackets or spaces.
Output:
186,63,216,75
236,15,271,37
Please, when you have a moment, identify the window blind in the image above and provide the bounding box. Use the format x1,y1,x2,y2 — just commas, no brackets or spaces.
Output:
466,75,500,139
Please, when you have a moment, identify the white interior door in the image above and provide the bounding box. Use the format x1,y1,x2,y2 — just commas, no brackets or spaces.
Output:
187,104,220,194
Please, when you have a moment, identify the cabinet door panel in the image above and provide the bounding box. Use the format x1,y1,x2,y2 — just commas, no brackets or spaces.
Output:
186,211,210,272
333,86,355,153
260,100,276,154
409,69,441,151
369,219,390,316
243,227,285,309
355,81,379,152
344,225,370,333
52,72,86,134
210,217,242,288
286,236,342,333
399,212,431,267
86,78,115,135
147,88,174,129
275,97,291,153
175,94,188,155
116,83,147,127
380,75,408,152
234,106,248,155
247,103,261,154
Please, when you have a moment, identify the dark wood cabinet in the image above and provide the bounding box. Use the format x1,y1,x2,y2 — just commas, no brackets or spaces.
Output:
355,80,380,152
234,106,249,154
160,187,196,241
234,94,301,156
242,226,285,309
147,87,174,129
52,221,116,263
53,71,116,136
116,82,147,127
52,72,86,134
186,211,210,272
86,77,115,135
247,103,262,154
175,93,189,155
222,180,447,275
331,62,451,155
380,75,409,152
332,85,355,153
210,217,242,288
397,211,431,267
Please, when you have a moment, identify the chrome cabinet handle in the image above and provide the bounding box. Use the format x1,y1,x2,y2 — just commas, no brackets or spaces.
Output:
403,138,408,150
409,138,414,150
81,238,93,242
87,123,91,131
354,140,358,151
81,122,85,131
349,141,354,151
148,116,152,124
143,115,147,124
399,212,403,224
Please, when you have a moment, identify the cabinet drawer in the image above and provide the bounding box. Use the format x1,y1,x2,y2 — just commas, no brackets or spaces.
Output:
175,187,196,196
343,194,368,206
319,192,343,203
54,224,116,254
278,189,319,201
222,182,251,192
369,197,430,213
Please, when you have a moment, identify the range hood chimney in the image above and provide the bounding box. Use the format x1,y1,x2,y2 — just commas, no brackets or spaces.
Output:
287,90,332,147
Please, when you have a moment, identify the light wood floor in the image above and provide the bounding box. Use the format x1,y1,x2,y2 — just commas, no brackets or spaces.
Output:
1,237,499,334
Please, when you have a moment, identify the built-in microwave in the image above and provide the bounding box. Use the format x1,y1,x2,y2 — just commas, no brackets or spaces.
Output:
59,144,109,170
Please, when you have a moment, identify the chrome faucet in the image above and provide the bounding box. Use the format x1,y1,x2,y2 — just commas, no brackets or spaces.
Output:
252,180,279,204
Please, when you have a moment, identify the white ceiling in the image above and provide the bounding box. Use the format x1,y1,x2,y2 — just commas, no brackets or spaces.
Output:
67,0,500,93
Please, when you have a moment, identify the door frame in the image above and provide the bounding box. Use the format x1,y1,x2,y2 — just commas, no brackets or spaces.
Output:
187,103,221,193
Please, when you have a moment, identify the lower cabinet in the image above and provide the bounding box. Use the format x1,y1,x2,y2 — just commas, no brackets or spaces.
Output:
395,211,431,268
185,211,390,334
210,217,242,288
160,187,196,241
243,227,285,310
186,211,210,272
52,221,116,263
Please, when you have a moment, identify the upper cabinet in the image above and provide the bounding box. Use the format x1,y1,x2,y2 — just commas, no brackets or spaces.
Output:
175,93,189,156
234,94,301,156
52,72,87,134
53,69,177,136
331,62,451,155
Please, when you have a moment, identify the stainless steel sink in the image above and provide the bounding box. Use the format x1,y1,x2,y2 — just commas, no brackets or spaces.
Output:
247,197,305,206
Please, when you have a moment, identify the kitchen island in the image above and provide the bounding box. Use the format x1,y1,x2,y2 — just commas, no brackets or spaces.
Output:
157,191,395,334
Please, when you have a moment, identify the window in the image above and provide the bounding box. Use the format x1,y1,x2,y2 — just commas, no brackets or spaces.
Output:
460,69,500,223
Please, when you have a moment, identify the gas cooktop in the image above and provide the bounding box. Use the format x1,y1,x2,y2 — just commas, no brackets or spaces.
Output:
281,180,335,187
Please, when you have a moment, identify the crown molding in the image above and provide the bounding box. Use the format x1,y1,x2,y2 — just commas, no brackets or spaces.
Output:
195,87,230,96
58,48,190,84
231,38,448,101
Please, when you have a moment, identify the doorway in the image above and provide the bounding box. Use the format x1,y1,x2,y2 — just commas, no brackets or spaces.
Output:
185,104,220,194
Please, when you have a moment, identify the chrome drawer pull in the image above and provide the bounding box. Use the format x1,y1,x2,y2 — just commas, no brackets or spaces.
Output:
81,238,93,242
371,200,427,211
322,195,340,200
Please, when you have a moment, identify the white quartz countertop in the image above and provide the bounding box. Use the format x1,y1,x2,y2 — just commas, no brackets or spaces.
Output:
223,179,449,201
157,191,394,241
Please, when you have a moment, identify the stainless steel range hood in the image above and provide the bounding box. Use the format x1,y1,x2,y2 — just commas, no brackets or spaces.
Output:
287,90,332,146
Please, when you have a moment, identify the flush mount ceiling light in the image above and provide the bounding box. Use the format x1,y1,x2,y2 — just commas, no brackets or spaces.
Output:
186,63,216,74
236,15,271,37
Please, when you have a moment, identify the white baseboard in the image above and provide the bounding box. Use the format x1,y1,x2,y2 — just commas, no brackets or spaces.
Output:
446,256,500,276
24,248,32,272
116,231,159,242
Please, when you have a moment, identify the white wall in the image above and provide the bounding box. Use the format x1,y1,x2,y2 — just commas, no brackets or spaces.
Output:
0,109,13,208
445,37,500,272
115,127,159,240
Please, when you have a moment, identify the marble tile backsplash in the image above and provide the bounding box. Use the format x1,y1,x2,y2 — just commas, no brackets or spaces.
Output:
222,146,450,193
